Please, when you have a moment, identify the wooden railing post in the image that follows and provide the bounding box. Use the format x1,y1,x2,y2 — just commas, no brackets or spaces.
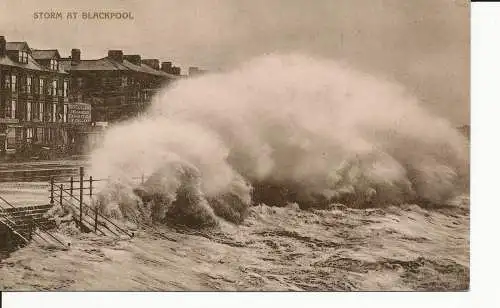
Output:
89,176,93,199
70,176,74,198
59,184,63,208
88,176,99,233
90,175,95,232
50,177,54,206
79,166,84,231
94,207,98,233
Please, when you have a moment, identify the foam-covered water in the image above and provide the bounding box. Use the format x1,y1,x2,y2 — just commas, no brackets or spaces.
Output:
89,54,469,226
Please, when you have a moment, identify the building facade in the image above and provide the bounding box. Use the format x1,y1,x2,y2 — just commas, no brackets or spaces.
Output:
0,36,75,159
0,35,197,159
60,49,179,123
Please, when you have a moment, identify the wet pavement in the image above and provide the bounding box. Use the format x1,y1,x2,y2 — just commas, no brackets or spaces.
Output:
0,158,88,207
0,159,88,182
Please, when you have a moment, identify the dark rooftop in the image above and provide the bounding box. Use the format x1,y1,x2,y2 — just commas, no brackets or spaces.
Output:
59,57,130,71
6,42,29,51
59,56,179,79
0,52,58,73
31,49,60,60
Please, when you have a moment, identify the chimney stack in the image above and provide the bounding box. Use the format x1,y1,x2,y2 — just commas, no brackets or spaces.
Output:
189,67,200,76
71,48,81,65
0,36,6,57
142,59,160,70
124,54,141,65
108,50,123,63
161,61,172,73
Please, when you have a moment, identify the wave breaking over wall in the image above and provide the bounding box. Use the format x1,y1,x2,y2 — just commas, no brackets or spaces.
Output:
89,54,469,227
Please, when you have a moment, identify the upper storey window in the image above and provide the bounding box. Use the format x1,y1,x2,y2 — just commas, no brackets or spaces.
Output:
50,59,58,70
18,51,28,64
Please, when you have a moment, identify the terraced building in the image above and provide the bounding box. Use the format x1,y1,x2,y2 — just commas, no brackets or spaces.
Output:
0,36,72,159
60,49,180,123
0,35,186,158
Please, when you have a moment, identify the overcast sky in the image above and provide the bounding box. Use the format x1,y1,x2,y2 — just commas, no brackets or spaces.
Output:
0,0,469,124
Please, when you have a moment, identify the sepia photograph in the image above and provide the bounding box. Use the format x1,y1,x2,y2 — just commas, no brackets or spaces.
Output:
0,0,469,292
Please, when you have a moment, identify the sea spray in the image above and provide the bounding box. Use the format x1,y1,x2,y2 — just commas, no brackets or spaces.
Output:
89,54,469,226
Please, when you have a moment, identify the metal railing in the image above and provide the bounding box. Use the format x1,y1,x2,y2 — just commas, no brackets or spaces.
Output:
0,195,68,249
50,174,145,198
53,188,131,237
49,167,135,238
52,189,108,236
0,207,30,245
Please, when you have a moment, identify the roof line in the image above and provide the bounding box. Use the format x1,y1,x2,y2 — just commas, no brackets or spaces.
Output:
106,58,129,70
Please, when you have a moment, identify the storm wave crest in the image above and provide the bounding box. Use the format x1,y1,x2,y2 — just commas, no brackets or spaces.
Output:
89,54,469,227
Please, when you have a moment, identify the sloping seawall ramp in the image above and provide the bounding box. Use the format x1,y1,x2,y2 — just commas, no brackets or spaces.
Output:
0,204,56,252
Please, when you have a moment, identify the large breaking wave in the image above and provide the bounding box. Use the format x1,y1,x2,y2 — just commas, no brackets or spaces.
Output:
89,54,469,227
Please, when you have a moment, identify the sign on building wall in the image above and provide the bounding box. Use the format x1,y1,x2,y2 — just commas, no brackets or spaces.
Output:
67,103,91,124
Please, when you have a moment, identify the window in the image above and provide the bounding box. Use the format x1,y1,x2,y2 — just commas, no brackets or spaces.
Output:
26,128,34,144
4,100,11,118
26,102,32,121
33,103,38,121
50,59,58,70
18,51,28,64
11,75,16,93
6,129,15,150
39,79,44,95
10,100,16,119
15,128,22,146
44,103,50,122
52,103,56,122
63,80,68,97
43,128,49,142
52,80,57,96
36,128,44,143
38,103,44,122
77,77,83,88
63,104,68,122
4,75,10,89
26,76,32,94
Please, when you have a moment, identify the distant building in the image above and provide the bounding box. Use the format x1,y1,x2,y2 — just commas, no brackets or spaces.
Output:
188,66,207,76
0,36,74,158
161,61,182,76
60,49,180,123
